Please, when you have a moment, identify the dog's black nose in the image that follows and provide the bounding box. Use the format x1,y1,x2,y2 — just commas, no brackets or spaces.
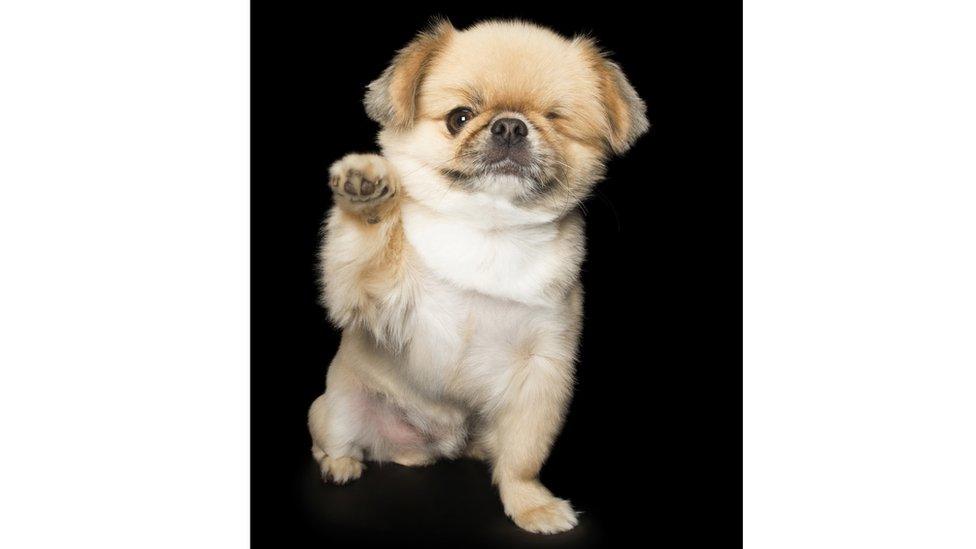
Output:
490,118,528,145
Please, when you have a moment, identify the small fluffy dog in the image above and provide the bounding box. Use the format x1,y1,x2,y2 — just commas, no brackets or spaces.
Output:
308,19,647,534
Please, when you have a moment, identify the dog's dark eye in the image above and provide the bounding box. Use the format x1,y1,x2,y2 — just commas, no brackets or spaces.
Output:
545,111,561,120
446,107,474,135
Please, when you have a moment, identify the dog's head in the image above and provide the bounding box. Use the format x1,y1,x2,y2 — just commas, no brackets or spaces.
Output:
366,19,648,217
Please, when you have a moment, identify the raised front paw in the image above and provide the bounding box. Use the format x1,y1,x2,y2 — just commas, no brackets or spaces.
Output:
328,153,398,222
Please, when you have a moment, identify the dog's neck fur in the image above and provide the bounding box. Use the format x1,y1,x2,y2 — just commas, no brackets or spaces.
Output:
387,153,584,307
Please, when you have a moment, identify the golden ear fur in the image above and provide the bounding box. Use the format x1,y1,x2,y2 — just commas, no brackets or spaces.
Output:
576,37,650,154
364,19,455,130
599,60,650,154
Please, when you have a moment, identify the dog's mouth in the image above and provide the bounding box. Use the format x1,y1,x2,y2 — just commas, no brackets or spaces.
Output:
484,144,533,170
439,157,537,182
478,142,541,180
486,159,528,176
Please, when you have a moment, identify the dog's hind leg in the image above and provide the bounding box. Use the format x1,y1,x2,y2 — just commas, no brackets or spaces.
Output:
308,365,368,485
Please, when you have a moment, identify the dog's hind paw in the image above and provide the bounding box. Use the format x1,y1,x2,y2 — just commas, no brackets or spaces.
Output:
319,455,365,485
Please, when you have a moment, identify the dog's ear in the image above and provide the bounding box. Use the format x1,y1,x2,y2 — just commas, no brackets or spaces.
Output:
578,38,650,154
364,19,455,130
598,60,650,154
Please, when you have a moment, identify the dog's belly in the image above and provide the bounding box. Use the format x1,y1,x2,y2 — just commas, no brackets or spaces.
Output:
398,273,562,408
399,277,469,395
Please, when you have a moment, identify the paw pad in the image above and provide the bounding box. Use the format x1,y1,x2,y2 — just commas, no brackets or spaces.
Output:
329,154,397,207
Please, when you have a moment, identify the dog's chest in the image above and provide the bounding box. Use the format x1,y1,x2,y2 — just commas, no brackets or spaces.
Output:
400,200,565,308
396,201,567,395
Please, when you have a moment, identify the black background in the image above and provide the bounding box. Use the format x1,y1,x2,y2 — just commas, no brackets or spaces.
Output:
253,3,741,547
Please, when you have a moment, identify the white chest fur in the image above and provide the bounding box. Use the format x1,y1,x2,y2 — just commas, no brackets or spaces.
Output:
401,197,581,308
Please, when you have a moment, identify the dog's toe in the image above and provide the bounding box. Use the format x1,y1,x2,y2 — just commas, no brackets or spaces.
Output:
328,154,396,208
320,456,365,485
512,498,578,534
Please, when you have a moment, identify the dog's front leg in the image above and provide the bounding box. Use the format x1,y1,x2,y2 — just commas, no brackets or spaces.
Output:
320,153,410,345
309,153,409,483
487,331,580,534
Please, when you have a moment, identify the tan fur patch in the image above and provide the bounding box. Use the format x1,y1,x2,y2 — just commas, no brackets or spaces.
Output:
361,217,404,290
577,37,651,154
364,20,455,130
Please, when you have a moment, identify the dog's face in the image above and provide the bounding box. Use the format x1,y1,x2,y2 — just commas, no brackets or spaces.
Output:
365,20,648,216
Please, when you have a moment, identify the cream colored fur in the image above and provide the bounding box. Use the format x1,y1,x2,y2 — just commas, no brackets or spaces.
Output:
308,19,647,534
